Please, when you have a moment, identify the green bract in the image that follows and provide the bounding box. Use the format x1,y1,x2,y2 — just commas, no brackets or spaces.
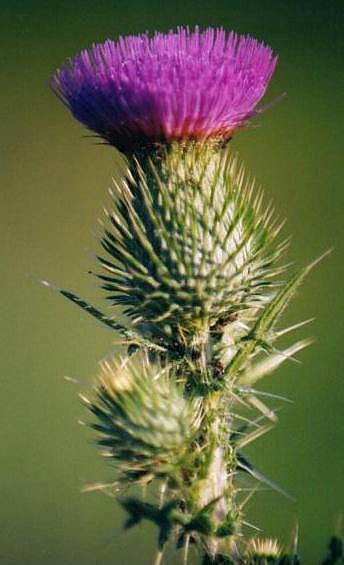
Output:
83,356,201,482
99,142,287,353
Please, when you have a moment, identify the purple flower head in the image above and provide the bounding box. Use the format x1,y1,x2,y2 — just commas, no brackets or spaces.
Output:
51,27,277,152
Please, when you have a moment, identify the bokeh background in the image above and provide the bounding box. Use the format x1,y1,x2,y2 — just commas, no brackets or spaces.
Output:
1,1,343,564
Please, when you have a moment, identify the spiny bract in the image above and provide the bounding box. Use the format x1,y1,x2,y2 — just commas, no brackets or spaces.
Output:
83,355,201,482
98,142,287,351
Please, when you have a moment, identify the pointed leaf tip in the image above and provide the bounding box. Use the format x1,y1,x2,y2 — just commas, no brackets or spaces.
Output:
238,338,314,386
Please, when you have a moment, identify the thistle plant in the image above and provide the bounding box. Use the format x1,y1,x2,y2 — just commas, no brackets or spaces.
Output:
49,27,340,564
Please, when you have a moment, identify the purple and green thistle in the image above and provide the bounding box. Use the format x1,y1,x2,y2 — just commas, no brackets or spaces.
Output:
49,26,336,565
50,26,277,152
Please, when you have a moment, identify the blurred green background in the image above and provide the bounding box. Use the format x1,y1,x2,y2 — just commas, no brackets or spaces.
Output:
1,1,343,563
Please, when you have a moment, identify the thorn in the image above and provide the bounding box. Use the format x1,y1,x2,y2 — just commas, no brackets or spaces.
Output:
237,455,295,501
236,423,274,449
292,522,299,554
230,390,252,409
152,548,164,565
231,412,261,429
64,375,79,384
276,317,315,338
79,393,91,406
238,387,293,404
159,483,167,509
247,395,278,422
239,486,259,510
285,522,299,555
39,278,57,290
242,520,262,532
183,534,190,565
81,481,119,494
273,337,315,364
307,248,333,271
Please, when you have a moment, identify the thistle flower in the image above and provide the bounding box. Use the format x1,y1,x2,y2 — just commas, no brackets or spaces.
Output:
48,23,331,565
50,27,277,152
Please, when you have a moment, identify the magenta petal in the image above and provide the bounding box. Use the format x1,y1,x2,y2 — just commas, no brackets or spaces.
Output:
50,26,277,151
